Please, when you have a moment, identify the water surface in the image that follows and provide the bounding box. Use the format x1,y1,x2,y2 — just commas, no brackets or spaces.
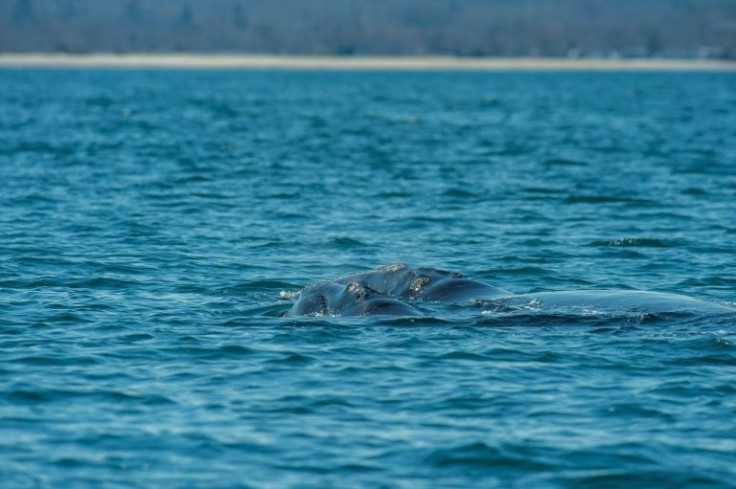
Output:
1,69,735,488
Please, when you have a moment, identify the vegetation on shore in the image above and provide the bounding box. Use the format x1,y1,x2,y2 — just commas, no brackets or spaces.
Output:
2,0,735,59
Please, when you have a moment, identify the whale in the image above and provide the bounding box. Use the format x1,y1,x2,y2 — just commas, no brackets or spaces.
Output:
485,289,736,316
284,264,735,318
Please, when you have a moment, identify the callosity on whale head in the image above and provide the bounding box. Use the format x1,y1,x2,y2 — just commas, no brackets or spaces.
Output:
331,263,511,302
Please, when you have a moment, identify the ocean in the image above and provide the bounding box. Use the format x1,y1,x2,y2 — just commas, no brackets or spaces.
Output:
1,69,735,488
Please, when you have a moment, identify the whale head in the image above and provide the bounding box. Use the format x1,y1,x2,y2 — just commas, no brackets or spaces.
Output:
286,281,422,317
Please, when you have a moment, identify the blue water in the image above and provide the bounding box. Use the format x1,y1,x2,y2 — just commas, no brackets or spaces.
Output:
1,69,735,488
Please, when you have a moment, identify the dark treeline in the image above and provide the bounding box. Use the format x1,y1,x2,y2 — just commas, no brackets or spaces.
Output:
1,0,734,58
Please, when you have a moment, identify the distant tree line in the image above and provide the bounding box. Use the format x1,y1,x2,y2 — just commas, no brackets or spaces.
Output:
1,0,734,58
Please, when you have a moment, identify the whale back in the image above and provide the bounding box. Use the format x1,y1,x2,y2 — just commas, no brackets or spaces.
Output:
501,290,736,315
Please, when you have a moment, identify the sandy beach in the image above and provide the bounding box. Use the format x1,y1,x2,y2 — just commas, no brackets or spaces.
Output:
1,53,735,71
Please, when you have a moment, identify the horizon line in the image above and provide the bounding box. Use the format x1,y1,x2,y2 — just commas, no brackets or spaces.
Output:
1,53,735,71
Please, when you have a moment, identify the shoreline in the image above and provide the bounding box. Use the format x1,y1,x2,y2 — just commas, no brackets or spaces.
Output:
1,53,735,71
